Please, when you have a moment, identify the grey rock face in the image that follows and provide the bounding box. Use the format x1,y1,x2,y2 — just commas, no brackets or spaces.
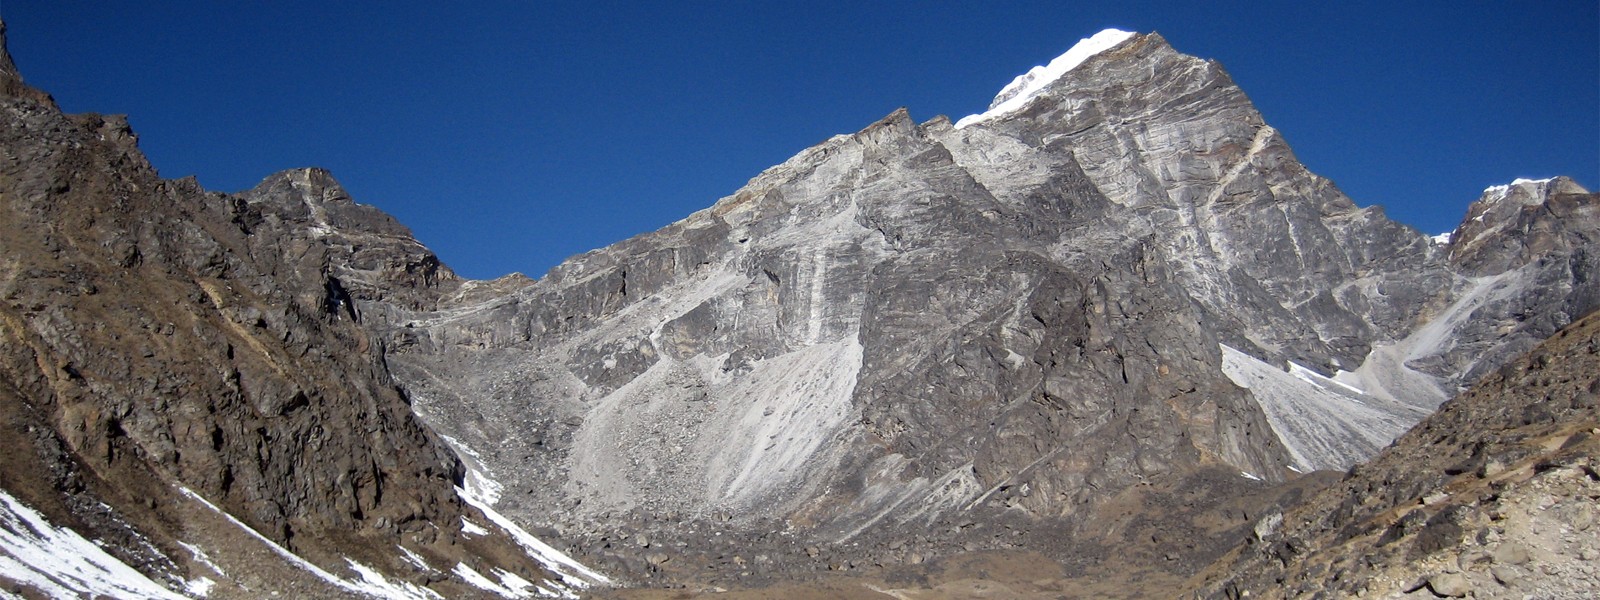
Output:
1432,177,1600,384
378,33,1599,582
946,34,1445,374
391,107,1289,538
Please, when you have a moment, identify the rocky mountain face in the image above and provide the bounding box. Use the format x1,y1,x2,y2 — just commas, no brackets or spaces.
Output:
377,29,1597,590
1193,308,1600,599
2,20,1596,599
0,21,609,599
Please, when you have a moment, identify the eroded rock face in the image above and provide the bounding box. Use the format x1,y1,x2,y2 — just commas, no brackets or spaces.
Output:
939,34,1443,374
391,107,1287,544
380,31,1597,587
1432,177,1600,385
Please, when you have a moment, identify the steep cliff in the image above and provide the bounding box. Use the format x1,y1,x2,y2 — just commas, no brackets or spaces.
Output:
378,30,1596,587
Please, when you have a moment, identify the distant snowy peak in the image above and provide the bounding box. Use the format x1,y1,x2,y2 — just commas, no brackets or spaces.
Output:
1481,177,1562,205
954,28,1137,128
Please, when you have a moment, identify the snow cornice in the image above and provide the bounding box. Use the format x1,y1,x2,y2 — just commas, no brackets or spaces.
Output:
954,28,1137,129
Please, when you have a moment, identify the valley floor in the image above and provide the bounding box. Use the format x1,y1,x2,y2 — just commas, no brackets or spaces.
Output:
590,549,1188,600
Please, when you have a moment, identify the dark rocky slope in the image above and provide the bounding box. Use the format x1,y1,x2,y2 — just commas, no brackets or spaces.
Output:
0,20,605,599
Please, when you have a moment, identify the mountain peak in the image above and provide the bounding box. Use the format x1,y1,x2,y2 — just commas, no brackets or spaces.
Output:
0,19,57,106
1479,176,1588,206
0,19,19,81
954,28,1137,128
1481,177,1551,203
1448,175,1597,275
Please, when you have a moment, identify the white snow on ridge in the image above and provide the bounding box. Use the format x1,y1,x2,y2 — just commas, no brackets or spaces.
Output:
0,488,188,600
1220,345,1427,472
443,439,610,596
1482,177,1555,203
455,483,613,593
955,28,1136,128
461,517,490,537
1287,361,1366,397
1430,232,1452,245
439,434,504,506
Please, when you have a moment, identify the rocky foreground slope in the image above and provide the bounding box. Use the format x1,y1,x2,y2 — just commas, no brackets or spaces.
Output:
1195,308,1600,599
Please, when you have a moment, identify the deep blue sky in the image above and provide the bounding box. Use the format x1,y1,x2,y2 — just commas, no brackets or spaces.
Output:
5,1,1596,279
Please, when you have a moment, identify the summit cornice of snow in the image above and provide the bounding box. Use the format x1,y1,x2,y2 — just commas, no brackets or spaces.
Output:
954,28,1137,129
1481,176,1565,204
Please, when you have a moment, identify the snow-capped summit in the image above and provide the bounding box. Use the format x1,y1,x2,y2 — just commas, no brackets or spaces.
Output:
955,28,1137,128
1482,177,1558,204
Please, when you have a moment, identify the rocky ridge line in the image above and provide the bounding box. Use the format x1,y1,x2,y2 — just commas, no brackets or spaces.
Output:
0,19,606,599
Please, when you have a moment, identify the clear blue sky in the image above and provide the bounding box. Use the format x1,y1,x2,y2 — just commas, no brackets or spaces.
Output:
5,1,1596,279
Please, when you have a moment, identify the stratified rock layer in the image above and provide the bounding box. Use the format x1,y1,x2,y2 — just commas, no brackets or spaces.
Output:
381,31,1597,586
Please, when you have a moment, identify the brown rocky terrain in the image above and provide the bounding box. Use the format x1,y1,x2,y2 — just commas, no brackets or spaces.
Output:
0,19,601,598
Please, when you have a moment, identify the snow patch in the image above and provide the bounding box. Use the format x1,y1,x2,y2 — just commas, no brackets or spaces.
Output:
461,518,489,537
439,435,503,505
179,541,226,595
179,542,226,578
452,563,563,599
1220,345,1429,471
345,559,444,600
956,29,1136,128
1430,232,1452,245
1483,177,1555,205
453,563,515,598
0,488,188,600
397,545,432,572
184,576,216,597
456,484,613,592
1287,361,1366,397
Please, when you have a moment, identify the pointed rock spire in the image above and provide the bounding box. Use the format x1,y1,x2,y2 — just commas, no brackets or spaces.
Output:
0,19,57,106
